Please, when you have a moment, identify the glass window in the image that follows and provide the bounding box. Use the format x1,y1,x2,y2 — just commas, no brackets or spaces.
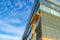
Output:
27,32,32,40
36,19,40,27
27,25,32,36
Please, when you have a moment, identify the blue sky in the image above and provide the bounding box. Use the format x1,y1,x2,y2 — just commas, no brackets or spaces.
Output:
0,0,35,40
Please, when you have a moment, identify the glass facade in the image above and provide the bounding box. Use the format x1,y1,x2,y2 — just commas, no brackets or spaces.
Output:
27,32,32,40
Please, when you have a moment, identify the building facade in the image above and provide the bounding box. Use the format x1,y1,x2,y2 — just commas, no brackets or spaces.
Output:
22,0,60,40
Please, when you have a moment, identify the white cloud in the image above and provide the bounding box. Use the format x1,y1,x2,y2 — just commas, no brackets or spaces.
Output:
11,19,21,23
14,1,24,9
0,20,25,37
29,0,34,4
7,18,22,24
0,34,22,40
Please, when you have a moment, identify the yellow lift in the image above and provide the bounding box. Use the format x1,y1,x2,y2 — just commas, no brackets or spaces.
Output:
30,13,41,40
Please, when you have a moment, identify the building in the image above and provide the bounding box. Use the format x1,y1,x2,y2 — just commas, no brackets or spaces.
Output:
22,0,60,40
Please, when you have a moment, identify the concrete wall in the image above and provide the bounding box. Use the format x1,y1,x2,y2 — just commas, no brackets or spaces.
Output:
41,10,60,40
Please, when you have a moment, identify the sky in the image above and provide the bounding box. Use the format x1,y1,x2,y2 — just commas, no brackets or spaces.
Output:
0,0,35,40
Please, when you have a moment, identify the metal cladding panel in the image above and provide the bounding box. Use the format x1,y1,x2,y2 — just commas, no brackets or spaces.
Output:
46,0,60,7
41,10,60,40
